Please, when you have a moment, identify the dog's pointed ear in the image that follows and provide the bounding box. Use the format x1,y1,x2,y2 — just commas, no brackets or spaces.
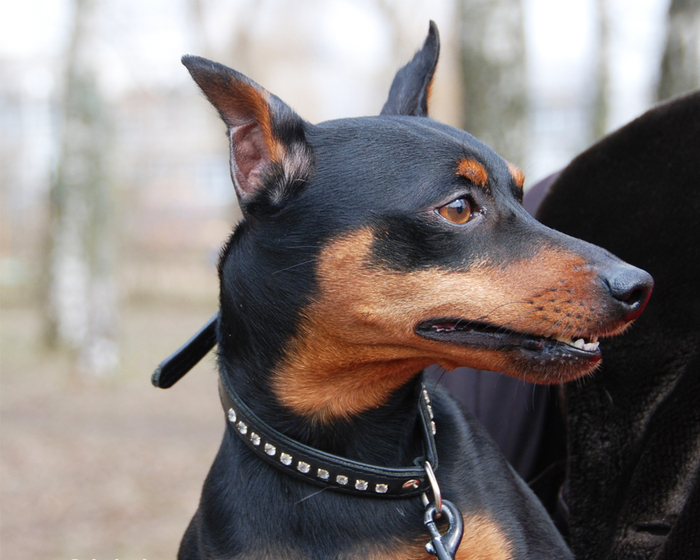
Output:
381,21,440,117
182,55,312,208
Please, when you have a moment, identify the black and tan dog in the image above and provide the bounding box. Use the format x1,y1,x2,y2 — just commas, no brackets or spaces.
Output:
161,23,652,559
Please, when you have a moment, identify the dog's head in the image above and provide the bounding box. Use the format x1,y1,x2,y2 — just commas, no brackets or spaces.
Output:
183,22,652,422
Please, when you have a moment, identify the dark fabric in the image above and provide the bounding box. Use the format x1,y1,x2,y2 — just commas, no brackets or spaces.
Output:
523,171,560,216
655,469,700,560
536,90,700,560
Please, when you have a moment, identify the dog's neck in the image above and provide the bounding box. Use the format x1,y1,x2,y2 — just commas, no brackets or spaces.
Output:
217,348,427,467
215,223,434,462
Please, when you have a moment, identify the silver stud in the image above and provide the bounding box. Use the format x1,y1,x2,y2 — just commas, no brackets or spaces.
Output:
264,443,276,456
280,452,292,466
227,408,237,423
297,461,310,474
431,421,436,435
375,483,389,494
427,404,434,419
236,421,248,435
250,432,261,446
317,468,330,480
423,388,431,403
355,479,368,491
336,475,349,486
403,479,420,490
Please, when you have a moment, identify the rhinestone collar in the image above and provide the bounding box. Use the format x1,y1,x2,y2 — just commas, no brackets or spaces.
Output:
219,374,439,498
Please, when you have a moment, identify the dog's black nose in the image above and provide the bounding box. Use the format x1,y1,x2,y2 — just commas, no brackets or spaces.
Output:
603,265,653,320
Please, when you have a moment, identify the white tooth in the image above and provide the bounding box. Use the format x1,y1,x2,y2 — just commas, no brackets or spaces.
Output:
573,339,585,349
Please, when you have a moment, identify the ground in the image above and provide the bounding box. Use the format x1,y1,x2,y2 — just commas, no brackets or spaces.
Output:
1,302,223,560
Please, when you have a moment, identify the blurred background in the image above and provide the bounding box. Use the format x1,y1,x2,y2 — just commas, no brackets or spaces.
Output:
1,0,698,557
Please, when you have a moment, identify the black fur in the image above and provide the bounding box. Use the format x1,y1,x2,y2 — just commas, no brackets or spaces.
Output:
174,23,653,559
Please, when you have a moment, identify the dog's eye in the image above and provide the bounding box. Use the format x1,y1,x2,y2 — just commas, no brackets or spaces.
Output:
437,198,472,224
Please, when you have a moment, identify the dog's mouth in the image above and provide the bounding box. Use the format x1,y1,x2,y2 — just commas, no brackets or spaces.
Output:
415,318,602,363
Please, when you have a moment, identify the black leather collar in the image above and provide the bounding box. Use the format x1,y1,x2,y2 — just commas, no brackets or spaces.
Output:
152,313,439,499
219,374,439,499
152,313,218,389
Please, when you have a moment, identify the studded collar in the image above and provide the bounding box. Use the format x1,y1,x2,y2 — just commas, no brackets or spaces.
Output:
151,313,439,499
219,373,439,498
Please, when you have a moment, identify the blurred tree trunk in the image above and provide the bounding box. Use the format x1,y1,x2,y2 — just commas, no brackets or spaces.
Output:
592,0,610,140
188,0,214,58
46,0,118,375
457,0,528,166
657,0,700,102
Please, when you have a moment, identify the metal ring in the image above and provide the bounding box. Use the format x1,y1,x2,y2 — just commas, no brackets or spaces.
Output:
424,461,442,514
421,492,430,507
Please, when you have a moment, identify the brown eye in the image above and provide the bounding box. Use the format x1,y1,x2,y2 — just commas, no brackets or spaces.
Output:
438,198,472,224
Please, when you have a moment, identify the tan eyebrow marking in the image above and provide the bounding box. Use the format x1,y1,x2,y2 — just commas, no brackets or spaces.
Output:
507,162,525,190
456,158,489,188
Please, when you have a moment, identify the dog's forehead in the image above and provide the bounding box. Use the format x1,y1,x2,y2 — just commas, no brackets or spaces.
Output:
313,115,494,159
309,116,512,201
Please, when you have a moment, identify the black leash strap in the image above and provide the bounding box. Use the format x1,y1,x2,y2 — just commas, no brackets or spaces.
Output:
151,312,219,388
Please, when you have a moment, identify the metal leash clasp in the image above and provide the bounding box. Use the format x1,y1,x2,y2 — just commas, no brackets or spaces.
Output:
422,461,463,560
424,500,464,560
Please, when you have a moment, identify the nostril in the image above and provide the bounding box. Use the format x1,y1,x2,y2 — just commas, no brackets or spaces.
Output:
624,286,648,307
604,266,653,315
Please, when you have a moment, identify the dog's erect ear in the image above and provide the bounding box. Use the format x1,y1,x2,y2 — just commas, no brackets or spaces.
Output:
182,55,312,207
381,21,440,117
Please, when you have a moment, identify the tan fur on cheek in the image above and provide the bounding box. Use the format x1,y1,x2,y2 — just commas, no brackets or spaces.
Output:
273,229,605,421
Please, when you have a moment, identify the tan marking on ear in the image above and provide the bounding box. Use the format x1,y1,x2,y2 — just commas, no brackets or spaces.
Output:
375,513,513,560
456,158,488,188
229,82,283,161
273,229,613,421
507,162,525,190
